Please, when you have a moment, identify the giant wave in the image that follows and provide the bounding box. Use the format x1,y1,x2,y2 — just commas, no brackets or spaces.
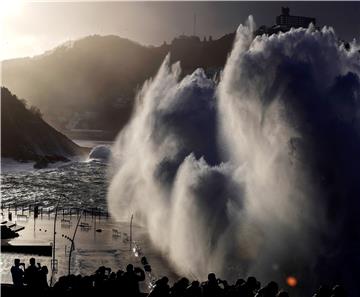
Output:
107,17,360,295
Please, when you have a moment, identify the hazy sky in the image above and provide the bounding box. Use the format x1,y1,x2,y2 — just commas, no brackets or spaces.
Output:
1,1,360,60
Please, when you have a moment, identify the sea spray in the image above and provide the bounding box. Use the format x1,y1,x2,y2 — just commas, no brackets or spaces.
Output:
107,59,223,279
108,17,360,294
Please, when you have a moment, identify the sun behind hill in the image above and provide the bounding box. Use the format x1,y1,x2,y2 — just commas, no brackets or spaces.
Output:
0,0,24,18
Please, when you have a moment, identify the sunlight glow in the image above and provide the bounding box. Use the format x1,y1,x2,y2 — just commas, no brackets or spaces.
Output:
0,0,24,18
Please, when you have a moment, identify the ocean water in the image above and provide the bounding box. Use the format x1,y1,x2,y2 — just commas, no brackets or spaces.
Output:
1,159,108,211
1,155,177,287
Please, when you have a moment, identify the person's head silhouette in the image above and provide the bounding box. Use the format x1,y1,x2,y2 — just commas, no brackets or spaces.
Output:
41,266,48,274
191,280,200,287
161,276,169,285
126,264,134,273
267,281,279,296
29,258,35,266
208,273,216,282
247,276,257,289
14,259,20,266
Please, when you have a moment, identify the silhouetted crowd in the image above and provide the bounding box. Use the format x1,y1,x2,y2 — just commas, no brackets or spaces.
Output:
8,258,347,297
10,258,49,289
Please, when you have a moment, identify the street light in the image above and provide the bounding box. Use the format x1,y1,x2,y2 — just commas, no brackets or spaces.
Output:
50,200,60,287
67,210,83,275
129,214,134,251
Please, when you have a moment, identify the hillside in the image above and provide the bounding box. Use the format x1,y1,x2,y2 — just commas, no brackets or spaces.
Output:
1,87,87,163
2,34,235,139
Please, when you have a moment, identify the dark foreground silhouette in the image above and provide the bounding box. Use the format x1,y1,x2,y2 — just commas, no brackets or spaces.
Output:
4,257,347,297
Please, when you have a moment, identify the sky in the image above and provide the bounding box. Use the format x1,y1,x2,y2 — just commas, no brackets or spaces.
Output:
1,1,360,61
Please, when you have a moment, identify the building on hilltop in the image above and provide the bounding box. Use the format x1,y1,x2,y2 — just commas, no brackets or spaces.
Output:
276,7,316,29
255,7,317,36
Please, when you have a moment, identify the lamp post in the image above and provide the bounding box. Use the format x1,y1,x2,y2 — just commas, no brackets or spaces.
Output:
50,201,60,287
68,211,82,275
129,214,134,251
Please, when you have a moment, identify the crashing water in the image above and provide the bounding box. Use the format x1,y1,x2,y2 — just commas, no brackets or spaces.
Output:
107,17,360,294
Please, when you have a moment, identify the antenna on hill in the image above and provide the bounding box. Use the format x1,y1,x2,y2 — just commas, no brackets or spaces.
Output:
193,13,197,36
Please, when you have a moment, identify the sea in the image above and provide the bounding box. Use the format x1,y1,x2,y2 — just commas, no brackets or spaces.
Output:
0,140,177,287
1,140,110,211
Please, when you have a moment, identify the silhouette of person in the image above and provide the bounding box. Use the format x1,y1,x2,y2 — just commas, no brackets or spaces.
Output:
277,291,289,297
39,265,49,289
185,280,202,297
202,273,222,297
312,285,331,297
257,281,278,297
24,258,39,288
94,266,109,288
122,264,145,296
115,269,125,290
171,277,189,297
331,285,346,297
11,259,24,288
148,276,170,297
